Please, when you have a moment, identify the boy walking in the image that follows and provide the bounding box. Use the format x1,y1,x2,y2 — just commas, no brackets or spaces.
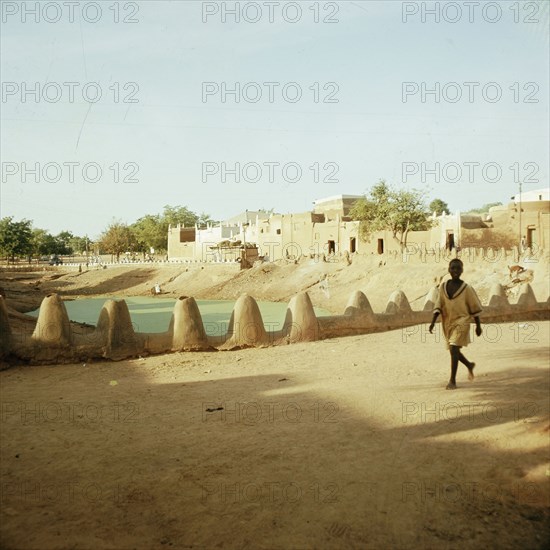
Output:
429,258,483,389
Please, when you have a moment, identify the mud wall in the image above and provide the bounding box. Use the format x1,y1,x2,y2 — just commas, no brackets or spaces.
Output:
0,285,548,365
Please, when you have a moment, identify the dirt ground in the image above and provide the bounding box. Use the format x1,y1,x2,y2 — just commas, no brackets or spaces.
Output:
0,255,549,549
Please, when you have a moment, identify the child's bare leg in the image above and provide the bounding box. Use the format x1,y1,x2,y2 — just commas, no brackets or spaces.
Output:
458,351,475,380
447,346,459,389
458,351,473,367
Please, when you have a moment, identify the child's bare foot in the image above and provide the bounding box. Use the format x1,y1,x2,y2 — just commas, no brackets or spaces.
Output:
446,382,457,390
468,363,475,381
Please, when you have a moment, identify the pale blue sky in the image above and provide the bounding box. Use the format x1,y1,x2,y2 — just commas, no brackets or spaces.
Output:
1,0,548,237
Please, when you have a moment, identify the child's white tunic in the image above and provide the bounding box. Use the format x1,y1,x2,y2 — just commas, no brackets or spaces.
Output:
434,282,483,348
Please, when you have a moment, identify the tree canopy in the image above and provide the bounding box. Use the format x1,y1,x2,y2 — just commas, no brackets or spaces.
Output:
130,205,214,254
0,218,90,261
100,221,136,261
428,198,450,216
0,204,212,262
465,202,503,214
0,217,33,262
131,214,166,254
162,205,200,228
349,181,433,250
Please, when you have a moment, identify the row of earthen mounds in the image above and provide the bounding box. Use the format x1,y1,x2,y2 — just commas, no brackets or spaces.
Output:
0,282,548,365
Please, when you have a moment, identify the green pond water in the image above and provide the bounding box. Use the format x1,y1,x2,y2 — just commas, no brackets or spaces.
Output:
29,297,331,336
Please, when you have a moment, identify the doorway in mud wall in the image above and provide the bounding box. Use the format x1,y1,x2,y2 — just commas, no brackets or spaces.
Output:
527,226,536,248
350,237,356,253
446,231,455,251
327,240,336,254
377,239,384,254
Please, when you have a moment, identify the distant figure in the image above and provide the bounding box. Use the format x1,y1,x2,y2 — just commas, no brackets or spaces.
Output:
150,283,161,295
319,274,330,299
521,235,527,252
429,258,483,390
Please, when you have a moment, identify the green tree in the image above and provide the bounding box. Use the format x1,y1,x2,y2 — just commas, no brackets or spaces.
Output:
428,198,450,216
31,228,79,256
465,202,503,214
68,235,89,255
349,181,433,251
197,212,216,226
162,205,200,228
32,228,54,256
131,214,166,254
100,221,136,261
0,217,33,262
130,206,213,254
55,231,74,255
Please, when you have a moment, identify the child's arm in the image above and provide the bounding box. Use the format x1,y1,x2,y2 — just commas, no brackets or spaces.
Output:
429,311,439,333
465,286,483,337
474,315,482,336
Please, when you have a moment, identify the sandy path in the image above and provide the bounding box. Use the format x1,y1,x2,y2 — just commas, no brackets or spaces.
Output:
1,321,548,549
